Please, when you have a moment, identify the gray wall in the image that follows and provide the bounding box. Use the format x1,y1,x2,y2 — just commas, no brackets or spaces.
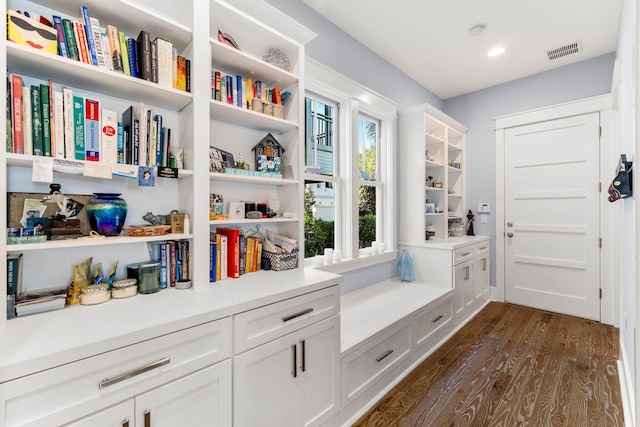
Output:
443,53,615,288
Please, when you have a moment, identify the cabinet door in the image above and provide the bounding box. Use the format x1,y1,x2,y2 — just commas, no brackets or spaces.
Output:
474,252,490,300
63,401,134,427
233,335,293,427
135,360,232,427
296,316,340,427
454,260,473,315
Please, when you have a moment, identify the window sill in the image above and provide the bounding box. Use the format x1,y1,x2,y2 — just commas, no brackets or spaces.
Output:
304,251,398,275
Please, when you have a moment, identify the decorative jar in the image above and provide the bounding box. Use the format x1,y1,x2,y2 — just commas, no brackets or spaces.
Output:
86,193,128,236
397,249,416,282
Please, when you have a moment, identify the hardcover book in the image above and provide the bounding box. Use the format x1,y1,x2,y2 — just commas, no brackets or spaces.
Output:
155,37,173,88
89,16,107,68
216,227,241,278
119,31,130,76
80,5,99,66
62,86,74,159
136,30,151,81
52,16,69,58
101,109,118,165
127,37,139,78
84,98,100,161
40,84,51,156
106,25,123,72
30,85,42,156
62,19,80,61
122,105,133,164
21,86,32,156
10,74,23,154
6,77,12,153
73,95,85,160
73,21,91,65
53,91,64,158
7,253,23,296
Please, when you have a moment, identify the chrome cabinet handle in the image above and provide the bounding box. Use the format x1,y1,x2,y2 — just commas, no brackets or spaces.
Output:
282,308,314,322
144,410,150,427
99,357,170,389
300,339,306,372
376,349,394,363
291,344,297,378
482,258,487,271
507,232,514,238
432,314,444,323
122,420,129,427
461,252,471,257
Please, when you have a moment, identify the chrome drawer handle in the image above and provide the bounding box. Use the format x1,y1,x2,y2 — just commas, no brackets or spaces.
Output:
461,252,471,257
99,357,170,389
291,344,297,378
432,314,444,323
282,308,314,322
376,349,394,363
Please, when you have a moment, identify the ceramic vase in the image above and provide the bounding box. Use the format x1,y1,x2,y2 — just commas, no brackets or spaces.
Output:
86,193,128,236
397,249,416,282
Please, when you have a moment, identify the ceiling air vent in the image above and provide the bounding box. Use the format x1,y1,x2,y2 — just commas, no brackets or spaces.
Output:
546,41,582,61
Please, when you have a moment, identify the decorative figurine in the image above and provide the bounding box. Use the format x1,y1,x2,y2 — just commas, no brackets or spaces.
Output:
466,209,475,236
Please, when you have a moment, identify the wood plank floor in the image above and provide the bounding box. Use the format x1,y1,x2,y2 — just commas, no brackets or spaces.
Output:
353,302,623,427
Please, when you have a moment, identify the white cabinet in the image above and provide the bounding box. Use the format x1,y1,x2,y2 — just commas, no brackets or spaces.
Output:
474,241,491,300
233,287,340,427
454,258,474,315
399,103,468,242
1,317,232,427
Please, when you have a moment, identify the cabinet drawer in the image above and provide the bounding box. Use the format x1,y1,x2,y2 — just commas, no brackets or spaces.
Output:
1,317,231,427
234,285,339,354
473,241,490,256
414,294,454,347
453,246,474,265
341,318,411,406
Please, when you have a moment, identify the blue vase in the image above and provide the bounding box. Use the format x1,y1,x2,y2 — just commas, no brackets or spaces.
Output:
397,249,415,282
87,193,128,236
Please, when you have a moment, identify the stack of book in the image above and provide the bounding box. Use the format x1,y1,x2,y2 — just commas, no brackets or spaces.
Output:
210,228,264,281
147,240,190,288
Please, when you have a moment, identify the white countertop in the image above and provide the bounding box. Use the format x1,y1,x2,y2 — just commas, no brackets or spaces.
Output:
400,235,490,250
0,268,342,384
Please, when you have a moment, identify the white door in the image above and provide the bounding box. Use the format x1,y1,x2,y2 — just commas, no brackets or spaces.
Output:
504,112,600,320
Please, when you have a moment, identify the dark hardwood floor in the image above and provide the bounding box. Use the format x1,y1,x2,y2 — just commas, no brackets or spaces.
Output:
353,302,623,427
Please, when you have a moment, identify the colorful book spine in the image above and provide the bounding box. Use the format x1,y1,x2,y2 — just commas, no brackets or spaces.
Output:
159,242,168,289
154,114,162,165
6,78,12,153
117,121,125,163
73,21,91,65
11,74,23,154
52,16,69,58
89,17,107,69
106,25,123,72
119,32,130,76
101,109,118,165
127,37,139,78
62,19,80,61
220,235,228,279
177,55,187,91
62,86,74,159
122,105,133,164
136,30,151,81
7,254,23,296
30,85,42,156
135,103,147,166
225,75,233,104
210,241,217,282
168,241,176,286
73,96,85,160
216,228,240,278
186,59,191,93
84,98,100,161
39,84,51,156
214,71,221,101
47,79,55,158
80,5,99,66
21,86,32,156
53,91,64,158
215,234,221,281
236,75,243,107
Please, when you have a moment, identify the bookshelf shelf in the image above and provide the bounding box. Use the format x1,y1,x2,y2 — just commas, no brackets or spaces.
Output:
209,99,298,132
210,217,299,226
210,172,297,186
5,233,193,252
425,159,444,168
426,187,444,192
7,44,193,111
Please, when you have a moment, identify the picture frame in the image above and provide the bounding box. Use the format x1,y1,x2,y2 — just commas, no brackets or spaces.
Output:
209,146,236,172
228,202,246,219
425,203,436,214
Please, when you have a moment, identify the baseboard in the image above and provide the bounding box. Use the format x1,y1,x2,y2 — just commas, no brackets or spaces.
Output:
619,339,635,426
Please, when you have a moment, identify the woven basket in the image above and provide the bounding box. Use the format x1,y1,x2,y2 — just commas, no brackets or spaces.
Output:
261,250,298,271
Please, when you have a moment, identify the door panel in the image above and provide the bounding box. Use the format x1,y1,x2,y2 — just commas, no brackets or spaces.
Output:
505,112,600,320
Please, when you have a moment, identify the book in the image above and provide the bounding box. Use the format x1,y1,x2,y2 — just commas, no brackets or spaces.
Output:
119,31,130,76
159,242,168,288
52,15,69,58
239,234,246,275
62,86,74,159
106,25,123,72
168,240,176,286
127,37,139,78
80,5,99,66
31,85,43,155
53,90,65,158
214,70,221,101
73,96,85,160
40,84,51,156
135,103,147,166
155,37,173,88
172,48,178,89
21,86,32,156
122,105,133,164
147,108,156,166
6,78,12,152
136,30,151,81
7,253,23,296
236,75,243,107
216,227,240,278
225,75,233,104
73,21,91,65
101,109,118,165
210,241,217,282
100,27,113,71
10,74,23,154
220,234,228,280
47,79,55,157
62,19,80,61
89,17,107,69
161,127,169,167
117,121,124,163
150,38,158,83
215,233,221,281
177,55,187,91
84,98,100,161
186,59,191,93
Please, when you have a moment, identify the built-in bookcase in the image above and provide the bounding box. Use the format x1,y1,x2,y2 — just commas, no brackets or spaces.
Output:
0,0,314,327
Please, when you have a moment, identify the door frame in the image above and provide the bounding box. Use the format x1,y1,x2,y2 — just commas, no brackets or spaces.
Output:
494,94,620,326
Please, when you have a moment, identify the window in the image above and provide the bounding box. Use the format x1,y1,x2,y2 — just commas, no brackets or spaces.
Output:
304,59,397,268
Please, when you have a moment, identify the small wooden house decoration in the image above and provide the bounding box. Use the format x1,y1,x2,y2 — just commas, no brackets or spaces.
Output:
252,133,285,174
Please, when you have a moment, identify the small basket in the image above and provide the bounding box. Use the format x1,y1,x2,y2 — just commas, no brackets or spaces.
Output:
262,250,298,271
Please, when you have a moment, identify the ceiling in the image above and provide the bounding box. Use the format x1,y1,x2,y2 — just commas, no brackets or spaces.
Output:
301,0,623,99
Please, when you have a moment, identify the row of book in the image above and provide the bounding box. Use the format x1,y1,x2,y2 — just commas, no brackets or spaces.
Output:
6,74,174,168
147,240,190,288
211,228,264,282
211,70,285,109
8,7,191,91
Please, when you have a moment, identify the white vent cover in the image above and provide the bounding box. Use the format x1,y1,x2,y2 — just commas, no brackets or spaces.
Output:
546,41,583,61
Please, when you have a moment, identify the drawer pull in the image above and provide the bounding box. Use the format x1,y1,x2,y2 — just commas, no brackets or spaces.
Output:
122,420,129,427
300,339,306,372
482,258,487,271
432,314,444,323
291,344,298,378
282,308,314,323
376,349,394,363
144,410,150,427
479,246,488,251
461,252,471,257
99,357,170,389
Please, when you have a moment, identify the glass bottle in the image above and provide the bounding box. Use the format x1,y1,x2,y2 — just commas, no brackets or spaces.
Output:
397,249,416,282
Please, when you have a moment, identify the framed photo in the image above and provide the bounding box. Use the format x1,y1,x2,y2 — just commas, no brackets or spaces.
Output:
425,203,436,214
228,202,245,219
209,146,235,171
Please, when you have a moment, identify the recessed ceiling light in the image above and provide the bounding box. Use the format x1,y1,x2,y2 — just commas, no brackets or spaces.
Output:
488,47,505,57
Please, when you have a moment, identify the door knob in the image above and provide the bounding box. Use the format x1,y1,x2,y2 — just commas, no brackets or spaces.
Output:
507,232,514,238
507,222,513,227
